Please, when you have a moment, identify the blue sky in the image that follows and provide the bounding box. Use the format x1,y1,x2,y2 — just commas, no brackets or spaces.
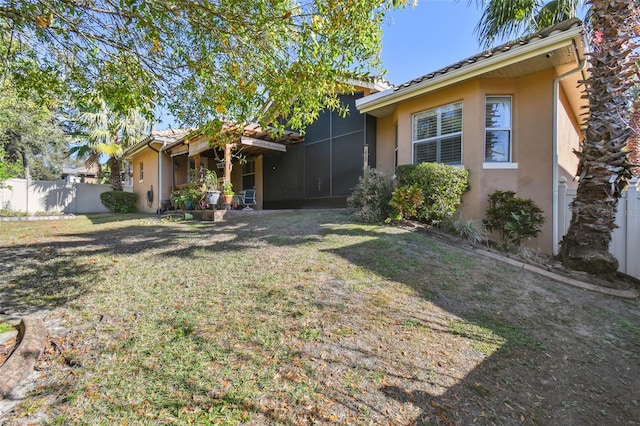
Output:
380,0,486,85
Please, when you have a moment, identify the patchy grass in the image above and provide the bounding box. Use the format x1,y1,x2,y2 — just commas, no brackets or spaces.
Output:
0,211,639,425
0,323,14,334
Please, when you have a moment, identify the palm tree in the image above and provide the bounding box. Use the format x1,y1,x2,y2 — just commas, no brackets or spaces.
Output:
473,0,639,276
474,0,584,48
558,1,639,275
70,98,149,191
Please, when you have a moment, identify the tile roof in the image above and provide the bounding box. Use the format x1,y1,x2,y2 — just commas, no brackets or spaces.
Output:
149,128,194,144
394,18,583,92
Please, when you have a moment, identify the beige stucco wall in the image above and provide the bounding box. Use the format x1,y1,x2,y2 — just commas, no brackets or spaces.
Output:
375,115,396,177
375,67,583,253
557,88,582,187
131,148,159,213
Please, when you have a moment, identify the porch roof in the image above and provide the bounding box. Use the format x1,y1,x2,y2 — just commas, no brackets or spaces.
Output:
166,123,304,157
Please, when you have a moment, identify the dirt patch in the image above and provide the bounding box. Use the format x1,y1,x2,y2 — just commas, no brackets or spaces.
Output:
0,211,639,424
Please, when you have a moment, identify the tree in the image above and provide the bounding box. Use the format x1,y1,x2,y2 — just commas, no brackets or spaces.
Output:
0,81,70,181
558,0,639,275
0,1,410,134
70,98,150,191
473,0,585,48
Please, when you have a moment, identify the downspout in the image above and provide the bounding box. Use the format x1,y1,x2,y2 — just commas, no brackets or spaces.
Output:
552,41,587,255
147,141,161,213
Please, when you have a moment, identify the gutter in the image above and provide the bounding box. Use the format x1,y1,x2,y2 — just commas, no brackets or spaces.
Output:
552,39,587,255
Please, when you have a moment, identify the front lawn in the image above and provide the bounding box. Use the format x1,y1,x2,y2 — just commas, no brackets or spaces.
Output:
0,211,638,424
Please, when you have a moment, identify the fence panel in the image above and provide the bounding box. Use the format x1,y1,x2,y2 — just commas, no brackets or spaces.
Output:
1,179,114,214
559,177,639,280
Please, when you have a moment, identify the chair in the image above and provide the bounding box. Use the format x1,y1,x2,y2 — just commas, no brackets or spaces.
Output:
239,189,257,210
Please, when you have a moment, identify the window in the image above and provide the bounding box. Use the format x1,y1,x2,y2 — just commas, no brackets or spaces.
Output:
413,102,462,165
139,162,144,181
242,159,255,189
485,96,512,162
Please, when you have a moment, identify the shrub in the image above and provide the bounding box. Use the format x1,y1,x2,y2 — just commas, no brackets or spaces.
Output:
395,163,469,225
483,190,545,247
100,191,137,213
440,213,487,245
347,168,392,223
388,184,424,222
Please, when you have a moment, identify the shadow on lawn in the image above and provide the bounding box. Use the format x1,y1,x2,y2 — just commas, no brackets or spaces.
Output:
319,225,640,425
2,211,638,424
0,212,322,315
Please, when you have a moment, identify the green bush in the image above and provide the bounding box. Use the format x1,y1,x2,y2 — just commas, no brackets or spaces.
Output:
483,190,545,247
440,212,487,245
388,184,424,222
100,191,137,213
347,168,392,223
395,163,469,225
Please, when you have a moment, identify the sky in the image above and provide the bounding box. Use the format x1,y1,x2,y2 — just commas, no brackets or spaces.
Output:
379,0,486,85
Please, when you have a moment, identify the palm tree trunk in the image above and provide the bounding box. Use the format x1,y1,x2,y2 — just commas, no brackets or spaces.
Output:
109,156,123,191
558,0,639,276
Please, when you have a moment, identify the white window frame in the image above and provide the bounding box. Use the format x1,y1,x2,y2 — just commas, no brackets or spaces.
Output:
139,162,144,182
412,101,463,165
483,96,518,169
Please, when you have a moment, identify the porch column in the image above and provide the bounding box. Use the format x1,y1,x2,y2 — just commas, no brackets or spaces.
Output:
224,143,232,184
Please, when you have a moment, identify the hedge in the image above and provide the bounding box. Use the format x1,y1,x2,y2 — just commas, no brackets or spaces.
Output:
100,191,138,213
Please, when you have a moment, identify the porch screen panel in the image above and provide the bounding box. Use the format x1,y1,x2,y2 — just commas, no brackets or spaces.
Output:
304,109,331,143
332,132,364,196
331,94,364,137
263,147,304,202
305,140,331,197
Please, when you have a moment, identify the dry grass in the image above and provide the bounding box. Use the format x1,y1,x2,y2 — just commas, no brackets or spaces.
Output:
0,210,639,425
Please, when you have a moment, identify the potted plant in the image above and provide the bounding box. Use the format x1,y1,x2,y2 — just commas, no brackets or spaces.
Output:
222,181,234,205
203,169,220,205
171,185,202,210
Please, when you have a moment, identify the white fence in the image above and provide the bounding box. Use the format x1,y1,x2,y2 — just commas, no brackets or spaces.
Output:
559,177,640,280
0,178,133,214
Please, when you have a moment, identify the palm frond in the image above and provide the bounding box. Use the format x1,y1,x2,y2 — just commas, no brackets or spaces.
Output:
475,0,538,48
94,143,124,158
474,0,585,48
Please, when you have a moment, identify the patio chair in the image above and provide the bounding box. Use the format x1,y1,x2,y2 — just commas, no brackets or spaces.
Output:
239,189,257,210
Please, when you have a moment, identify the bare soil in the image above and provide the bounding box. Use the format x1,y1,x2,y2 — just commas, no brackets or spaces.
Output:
0,211,639,425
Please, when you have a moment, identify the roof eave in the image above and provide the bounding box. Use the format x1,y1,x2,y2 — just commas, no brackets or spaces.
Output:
356,26,584,116
123,138,166,160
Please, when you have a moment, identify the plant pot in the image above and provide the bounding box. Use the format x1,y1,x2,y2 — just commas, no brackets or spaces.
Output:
206,190,221,205
223,195,233,204
184,200,195,210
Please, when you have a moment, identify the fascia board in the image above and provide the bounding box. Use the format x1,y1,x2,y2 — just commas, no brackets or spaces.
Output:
357,27,582,114
123,139,164,160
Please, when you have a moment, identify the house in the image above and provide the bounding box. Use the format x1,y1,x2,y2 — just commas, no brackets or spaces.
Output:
356,18,588,255
61,164,100,184
124,82,389,214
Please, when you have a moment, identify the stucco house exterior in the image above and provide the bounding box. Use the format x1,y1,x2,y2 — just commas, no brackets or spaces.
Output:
356,18,588,254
